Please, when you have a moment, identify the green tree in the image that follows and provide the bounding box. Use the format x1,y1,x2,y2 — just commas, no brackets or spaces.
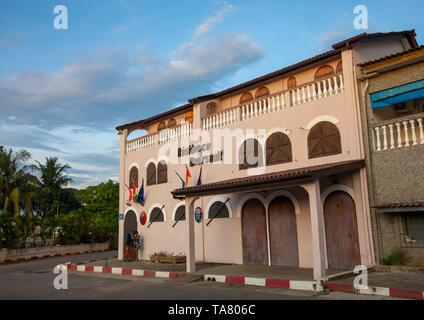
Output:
0,148,39,216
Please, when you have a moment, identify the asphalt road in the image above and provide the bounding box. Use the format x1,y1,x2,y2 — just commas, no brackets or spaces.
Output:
0,250,400,301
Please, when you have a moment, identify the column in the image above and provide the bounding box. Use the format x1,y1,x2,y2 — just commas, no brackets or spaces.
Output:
118,128,128,261
185,196,196,272
302,179,326,280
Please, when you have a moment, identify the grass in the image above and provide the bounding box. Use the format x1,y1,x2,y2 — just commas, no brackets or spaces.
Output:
381,248,410,266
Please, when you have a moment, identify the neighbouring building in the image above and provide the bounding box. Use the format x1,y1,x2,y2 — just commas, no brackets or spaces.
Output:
116,30,419,279
357,45,424,264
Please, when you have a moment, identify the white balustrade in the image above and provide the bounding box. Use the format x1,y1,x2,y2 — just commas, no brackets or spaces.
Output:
373,116,424,152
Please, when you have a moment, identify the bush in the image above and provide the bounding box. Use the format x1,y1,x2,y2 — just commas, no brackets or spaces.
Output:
381,248,410,266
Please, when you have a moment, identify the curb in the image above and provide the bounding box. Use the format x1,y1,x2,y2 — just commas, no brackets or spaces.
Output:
62,263,185,279
1,248,111,264
204,274,424,300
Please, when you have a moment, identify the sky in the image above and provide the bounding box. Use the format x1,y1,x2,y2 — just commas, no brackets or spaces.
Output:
1,0,423,189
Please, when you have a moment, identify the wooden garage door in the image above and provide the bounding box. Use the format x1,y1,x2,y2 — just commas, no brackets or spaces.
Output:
324,191,361,270
269,196,299,266
242,199,268,265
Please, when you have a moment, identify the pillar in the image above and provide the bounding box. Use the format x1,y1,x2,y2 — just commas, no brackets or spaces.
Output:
185,196,196,272
302,179,326,280
118,128,128,261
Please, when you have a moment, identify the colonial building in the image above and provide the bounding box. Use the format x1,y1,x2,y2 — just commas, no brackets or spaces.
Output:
357,44,424,264
116,30,418,280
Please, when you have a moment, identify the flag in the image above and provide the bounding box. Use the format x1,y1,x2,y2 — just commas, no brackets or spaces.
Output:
124,183,133,201
185,165,192,188
131,177,137,202
136,179,145,204
197,167,202,186
175,171,185,189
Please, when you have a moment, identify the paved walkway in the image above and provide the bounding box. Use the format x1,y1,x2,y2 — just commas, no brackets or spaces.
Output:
86,258,424,293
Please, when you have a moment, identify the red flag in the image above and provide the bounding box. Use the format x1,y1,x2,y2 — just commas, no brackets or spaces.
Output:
131,177,137,201
185,165,191,187
125,183,133,201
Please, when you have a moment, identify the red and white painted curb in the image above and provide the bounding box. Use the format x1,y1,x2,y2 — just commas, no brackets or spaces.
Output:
204,274,424,300
204,274,323,292
1,248,110,264
61,263,185,279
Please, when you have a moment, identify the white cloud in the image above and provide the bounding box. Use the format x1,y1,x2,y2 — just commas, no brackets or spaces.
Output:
194,3,236,39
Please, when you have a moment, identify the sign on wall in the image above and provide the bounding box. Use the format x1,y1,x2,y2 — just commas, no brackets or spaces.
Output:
195,207,203,223
118,213,124,220
140,211,147,226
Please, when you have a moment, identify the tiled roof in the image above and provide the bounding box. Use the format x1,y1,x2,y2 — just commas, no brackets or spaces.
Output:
357,45,424,67
373,202,424,209
171,160,365,198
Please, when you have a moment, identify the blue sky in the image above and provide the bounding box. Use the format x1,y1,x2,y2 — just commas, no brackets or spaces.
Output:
1,0,423,188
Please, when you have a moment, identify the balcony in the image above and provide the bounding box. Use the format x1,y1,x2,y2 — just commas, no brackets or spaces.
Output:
126,73,344,153
372,113,424,151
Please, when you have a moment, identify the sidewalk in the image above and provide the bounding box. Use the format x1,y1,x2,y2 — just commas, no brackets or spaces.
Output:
64,258,424,300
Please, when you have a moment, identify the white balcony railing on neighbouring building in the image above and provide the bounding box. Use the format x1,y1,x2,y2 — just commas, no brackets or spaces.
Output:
373,115,424,151
126,122,193,153
125,74,345,153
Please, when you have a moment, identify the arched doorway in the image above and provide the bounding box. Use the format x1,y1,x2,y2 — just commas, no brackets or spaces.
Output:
242,199,268,265
268,196,299,266
324,191,361,270
123,210,137,261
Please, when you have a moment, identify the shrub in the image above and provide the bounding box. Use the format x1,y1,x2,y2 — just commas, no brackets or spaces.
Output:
381,248,410,266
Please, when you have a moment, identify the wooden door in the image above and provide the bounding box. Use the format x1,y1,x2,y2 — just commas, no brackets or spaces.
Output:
242,199,268,265
324,191,361,270
124,210,137,260
268,196,299,266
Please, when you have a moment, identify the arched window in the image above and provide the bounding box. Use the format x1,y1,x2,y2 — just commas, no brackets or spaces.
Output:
157,161,167,184
336,61,343,73
129,167,138,189
146,162,157,186
185,111,193,122
287,77,297,89
174,205,185,221
150,207,164,222
308,122,342,159
206,102,217,115
157,121,166,132
255,87,270,99
208,201,229,219
266,133,292,166
167,118,177,128
315,65,335,79
239,139,263,170
240,92,253,105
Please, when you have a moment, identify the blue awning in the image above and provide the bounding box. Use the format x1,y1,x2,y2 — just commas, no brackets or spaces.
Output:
371,79,424,109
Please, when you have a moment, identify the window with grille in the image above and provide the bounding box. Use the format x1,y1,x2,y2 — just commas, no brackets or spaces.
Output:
129,167,138,189
239,139,263,170
157,161,167,184
175,205,185,221
308,122,342,159
403,212,424,242
208,201,229,219
150,207,164,222
266,133,292,166
146,162,157,186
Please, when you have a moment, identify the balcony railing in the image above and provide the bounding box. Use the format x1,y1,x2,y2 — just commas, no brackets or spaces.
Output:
126,122,193,153
125,74,344,153
373,114,424,151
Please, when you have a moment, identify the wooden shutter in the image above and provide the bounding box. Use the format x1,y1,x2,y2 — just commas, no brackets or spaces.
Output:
266,133,292,166
240,92,253,104
129,167,138,189
336,61,343,73
157,121,166,132
239,139,262,170
175,205,185,221
308,122,342,159
255,87,270,99
315,65,335,79
287,77,297,89
185,111,193,122
146,163,157,186
167,118,177,128
157,161,167,184
206,102,217,115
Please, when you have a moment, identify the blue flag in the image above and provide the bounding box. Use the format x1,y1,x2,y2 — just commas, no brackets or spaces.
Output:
197,167,202,186
136,179,145,203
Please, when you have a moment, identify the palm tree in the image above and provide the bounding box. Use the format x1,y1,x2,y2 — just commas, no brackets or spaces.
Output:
0,148,39,216
33,157,74,191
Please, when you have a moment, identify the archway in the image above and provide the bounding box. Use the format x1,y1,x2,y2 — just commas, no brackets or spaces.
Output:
241,199,268,265
123,210,137,261
324,191,361,269
268,196,299,266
